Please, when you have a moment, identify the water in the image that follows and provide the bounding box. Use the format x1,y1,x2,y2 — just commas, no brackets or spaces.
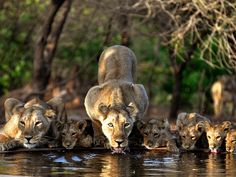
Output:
1,149,236,176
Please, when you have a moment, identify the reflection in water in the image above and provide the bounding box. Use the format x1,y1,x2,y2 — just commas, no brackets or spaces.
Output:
1,150,236,176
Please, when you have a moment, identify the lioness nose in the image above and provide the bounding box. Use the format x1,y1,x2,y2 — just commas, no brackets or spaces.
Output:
25,136,33,142
115,139,124,145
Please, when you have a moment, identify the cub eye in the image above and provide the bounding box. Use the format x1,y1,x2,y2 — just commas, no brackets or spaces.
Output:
182,136,186,139
108,123,113,127
124,123,130,128
144,132,148,136
71,133,76,136
62,133,66,136
35,121,42,126
216,136,221,140
20,121,25,126
191,136,196,140
154,133,159,138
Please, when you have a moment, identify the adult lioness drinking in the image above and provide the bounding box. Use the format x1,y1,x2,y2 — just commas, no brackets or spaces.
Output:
84,45,149,153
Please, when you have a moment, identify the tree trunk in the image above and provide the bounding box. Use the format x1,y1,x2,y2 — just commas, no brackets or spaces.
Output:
33,0,72,98
169,68,183,120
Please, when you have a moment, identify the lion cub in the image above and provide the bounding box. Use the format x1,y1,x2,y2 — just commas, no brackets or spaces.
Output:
226,129,236,153
137,117,179,152
61,119,94,149
205,121,232,153
176,112,210,150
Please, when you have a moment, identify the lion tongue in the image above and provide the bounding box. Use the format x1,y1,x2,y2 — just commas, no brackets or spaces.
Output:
112,147,126,154
211,149,219,153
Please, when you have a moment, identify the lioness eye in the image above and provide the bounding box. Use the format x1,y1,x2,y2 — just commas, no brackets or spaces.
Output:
207,136,211,139
216,136,221,140
35,122,42,126
182,136,185,139
191,136,196,140
20,121,25,126
108,123,113,127
232,140,236,143
124,123,130,128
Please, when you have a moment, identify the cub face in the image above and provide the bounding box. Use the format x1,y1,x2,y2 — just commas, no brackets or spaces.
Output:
61,120,91,149
18,107,56,149
137,118,170,149
226,130,236,153
205,121,232,153
178,121,205,150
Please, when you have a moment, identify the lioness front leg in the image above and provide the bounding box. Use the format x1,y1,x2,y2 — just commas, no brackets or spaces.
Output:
92,120,108,147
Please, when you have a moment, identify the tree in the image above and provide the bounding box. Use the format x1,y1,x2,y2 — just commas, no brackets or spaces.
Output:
33,0,72,98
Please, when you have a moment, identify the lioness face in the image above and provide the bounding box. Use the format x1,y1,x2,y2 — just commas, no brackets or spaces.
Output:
179,122,205,150
18,107,56,149
205,121,231,153
102,109,133,152
226,130,236,153
61,120,87,149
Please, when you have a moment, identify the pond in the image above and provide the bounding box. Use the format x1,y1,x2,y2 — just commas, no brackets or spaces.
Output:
1,149,236,177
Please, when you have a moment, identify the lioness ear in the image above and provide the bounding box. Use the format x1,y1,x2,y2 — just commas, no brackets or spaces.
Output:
47,97,67,122
98,103,109,115
4,98,24,121
44,109,56,119
222,121,232,132
127,102,139,120
196,121,205,133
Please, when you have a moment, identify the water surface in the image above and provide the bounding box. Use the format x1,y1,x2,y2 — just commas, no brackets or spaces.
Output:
1,149,236,176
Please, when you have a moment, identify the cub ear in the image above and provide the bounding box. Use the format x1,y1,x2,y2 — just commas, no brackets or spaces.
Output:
4,98,24,121
221,121,232,132
44,109,56,119
136,120,145,133
76,120,87,132
24,98,43,108
47,97,67,122
98,103,109,115
55,121,64,131
196,121,205,133
204,121,211,131
127,102,139,120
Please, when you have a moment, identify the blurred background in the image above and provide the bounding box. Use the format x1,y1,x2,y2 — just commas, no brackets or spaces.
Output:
0,0,235,122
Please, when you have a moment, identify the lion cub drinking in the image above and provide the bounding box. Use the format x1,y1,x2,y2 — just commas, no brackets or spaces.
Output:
176,112,210,151
61,119,94,149
226,129,236,153
137,117,179,152
205,121,232,153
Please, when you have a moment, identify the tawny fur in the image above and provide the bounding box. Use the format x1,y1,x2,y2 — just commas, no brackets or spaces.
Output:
84,45,148,152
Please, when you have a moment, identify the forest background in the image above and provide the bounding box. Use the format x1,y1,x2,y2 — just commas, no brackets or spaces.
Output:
0,0,235,122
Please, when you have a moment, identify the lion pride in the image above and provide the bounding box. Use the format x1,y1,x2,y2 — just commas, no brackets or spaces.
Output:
84,45,149,153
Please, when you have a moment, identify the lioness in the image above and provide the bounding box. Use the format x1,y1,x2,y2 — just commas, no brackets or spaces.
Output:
137,118,179,152
176,112,210,150
0,97,67,151
205,121,232,153
226,129,236,153
61,119,93,149
84,45,149,153
211,75,236,118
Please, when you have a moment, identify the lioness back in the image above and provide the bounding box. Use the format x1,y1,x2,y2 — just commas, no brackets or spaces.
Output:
98,45,137,84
